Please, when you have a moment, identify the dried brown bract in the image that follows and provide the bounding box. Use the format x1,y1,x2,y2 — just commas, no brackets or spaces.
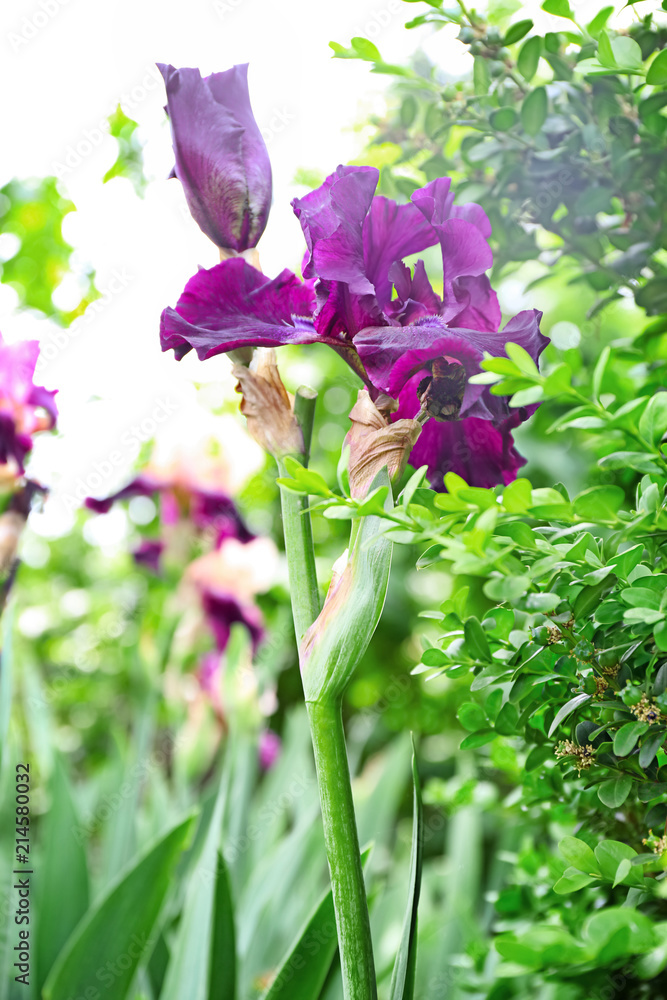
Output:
345,390,421,499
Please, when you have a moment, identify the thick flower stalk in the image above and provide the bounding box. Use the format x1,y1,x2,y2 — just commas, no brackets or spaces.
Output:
158,62,271,254
236,365,419,999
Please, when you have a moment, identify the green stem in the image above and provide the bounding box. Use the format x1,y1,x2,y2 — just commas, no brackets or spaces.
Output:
277,386,321,643
306,698,377,1000
276,386,377,999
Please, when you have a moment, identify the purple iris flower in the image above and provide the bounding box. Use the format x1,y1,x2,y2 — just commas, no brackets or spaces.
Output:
200,589,264,654
85,473,253,545
0,334,57,473
259,729,281,770
160,164,547,488
132,538,164,573
158,63,272,252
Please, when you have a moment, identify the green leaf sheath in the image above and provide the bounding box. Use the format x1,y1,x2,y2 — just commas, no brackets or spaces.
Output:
306,699,377,1000
277,387,321,644
300,471,394,703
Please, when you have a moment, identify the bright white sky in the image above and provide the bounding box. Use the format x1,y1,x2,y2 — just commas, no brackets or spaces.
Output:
0,0,636,539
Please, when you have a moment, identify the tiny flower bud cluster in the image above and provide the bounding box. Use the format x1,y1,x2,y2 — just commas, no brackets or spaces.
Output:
555,740,595,771
631,695,665,725
642,829,667,855
593,675,609,699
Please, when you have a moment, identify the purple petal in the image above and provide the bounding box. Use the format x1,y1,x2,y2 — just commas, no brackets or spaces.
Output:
0,413,31,472
191,487,254,543
412,179,494,316
0,335,58,469
133,539,164,573
403,411,528,489
355,310,546,419
386,260,442,325
158,63,272,251
450,201,493,238
292,165,379,294
201,588,264,652
26,383,58,428
362,196,438,308
160,258,318,361
448,275,501,333
0,338,40,400
312,278,380,343
85,474,164,513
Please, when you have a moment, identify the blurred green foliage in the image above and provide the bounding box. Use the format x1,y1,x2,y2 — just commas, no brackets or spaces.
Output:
103,106,148,198
0,177,98,324
333,0,667,320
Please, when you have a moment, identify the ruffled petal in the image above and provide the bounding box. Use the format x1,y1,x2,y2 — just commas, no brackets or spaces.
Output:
362,196,438,308
386,260,442,325
411,179,495,326
160,257,318,361
355,310,546,417
292,165,379,294
448,275,501,333
311,279,381,342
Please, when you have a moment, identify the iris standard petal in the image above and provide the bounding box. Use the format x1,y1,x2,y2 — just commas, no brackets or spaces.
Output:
362,195,438,308
292,165,379,294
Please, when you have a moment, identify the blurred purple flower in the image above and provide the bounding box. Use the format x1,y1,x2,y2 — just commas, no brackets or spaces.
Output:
201,588,264,653
0,334,57,472
132,538,164,573
85,473,253,544
158,63,272,252
259,729,281,770
198,650,221,699
161,165,546,488
85,474,162,514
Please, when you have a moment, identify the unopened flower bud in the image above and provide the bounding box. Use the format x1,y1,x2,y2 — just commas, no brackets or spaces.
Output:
158,63,272,253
